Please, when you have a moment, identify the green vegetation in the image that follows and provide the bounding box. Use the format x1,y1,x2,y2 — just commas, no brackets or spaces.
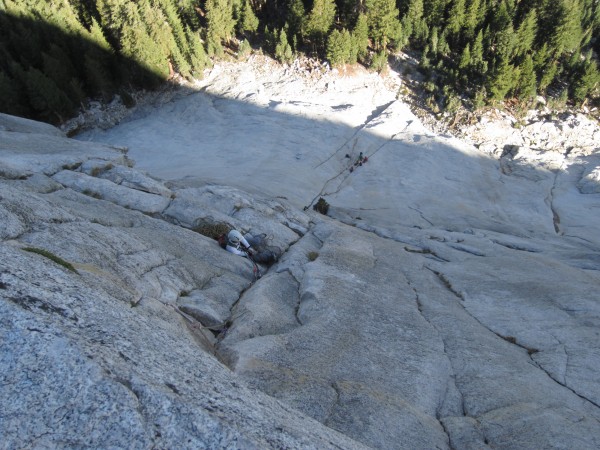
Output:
313,197,330,215
193,222,230,240
23,247,78,273
307,251,319,261
414,0,600,110
1,0,599,123
0,0,209,123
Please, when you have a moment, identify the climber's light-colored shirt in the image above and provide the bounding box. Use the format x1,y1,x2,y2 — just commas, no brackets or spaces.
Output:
226,236,251,257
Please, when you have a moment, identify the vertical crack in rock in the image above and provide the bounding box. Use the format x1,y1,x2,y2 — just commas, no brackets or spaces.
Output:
426,267,600,412
305,167,352,210
317,128,405,206
409,284,466,426
282,268,303,326
313,100,395,170
439,420,458,450
548,171,563,235
307,105,408,210
424,266,464,301
408,205,434,227
528,346,600,410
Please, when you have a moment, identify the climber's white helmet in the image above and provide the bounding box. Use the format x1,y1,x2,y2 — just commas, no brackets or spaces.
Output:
228,230,244,245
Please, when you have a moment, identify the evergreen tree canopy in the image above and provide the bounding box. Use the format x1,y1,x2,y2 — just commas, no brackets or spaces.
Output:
365,0,402,50
205,0,236,55
303,0,336,49
1,0,599,123
239,0,259,34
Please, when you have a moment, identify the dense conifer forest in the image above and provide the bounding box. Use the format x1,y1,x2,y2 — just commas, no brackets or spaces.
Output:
1,0,599,124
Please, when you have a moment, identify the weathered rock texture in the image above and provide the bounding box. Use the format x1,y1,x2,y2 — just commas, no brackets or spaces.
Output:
2,79,600,450
0,114,365,449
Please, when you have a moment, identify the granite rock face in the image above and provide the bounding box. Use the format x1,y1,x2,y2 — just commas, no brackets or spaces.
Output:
2,104,600,450
0,113,364,449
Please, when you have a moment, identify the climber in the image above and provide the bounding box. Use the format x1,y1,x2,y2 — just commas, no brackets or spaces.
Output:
356,151,364,166
225,229,279,265
225,229,254,257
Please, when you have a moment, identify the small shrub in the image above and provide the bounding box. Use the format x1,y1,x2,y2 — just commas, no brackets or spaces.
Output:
275,28,294,64
313,197,329,215
90,163,114,177
444,93,462,114
193,222,231,240
82,189,102,199
61,162,81,171
369,51,388,73
238,39,252,59
423,81,437,94
23,247,78,273
119,91,136,108
307,251,319,261
472,87,487,109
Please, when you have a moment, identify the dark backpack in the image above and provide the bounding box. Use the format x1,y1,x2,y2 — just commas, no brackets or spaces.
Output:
217,233,228,249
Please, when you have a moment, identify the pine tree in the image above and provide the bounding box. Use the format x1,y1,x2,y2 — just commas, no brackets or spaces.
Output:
488,56,515,100
185,27,209,77
327,28,352,67
0,71,27,117
464,0,482,38
25,67,74,121
491,1,515,59
42,47,83,105
96,0,128,47
370,50,388,72
470,29,487,75
365,0,401,50
401,0,427,47
533,43,558,93
230,0,243,24
572,57,600,104
83,18,116,98
423,0,451,26
206,0,236,56
446,0,466,37
581,0,600,47
533,42,550,74
539,0,583,58
287,0,306,43
239,0,259,35
304,0,336,49
429,26,439,56
87,17,113,54
513,9,537,58
539,61,559,94
275,28,294,63
437,30,450,56
155,0,191,58
459,43,471,71
353,13,370,61
121,2,171,81
515,54,537,100
419,46,432,71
